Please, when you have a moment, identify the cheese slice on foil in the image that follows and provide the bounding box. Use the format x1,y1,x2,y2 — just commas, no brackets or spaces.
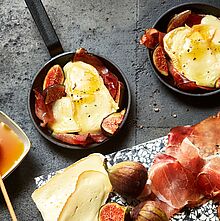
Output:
31,153,107,221
163,15,220,87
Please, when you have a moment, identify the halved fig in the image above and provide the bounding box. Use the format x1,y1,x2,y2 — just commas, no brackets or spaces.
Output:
101,109,126,136
167,10,191,33
34,89,54,127
115,81,124,108
43,84,66,104
43,64,64,90
99,203,130,221
73,48,120,99
153,45,168,76
140,28,159,49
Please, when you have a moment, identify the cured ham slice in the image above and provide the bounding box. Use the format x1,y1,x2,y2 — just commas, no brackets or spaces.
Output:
168,125,193,146
148,112,220,217
167,113,220,158
165,138,205,175
148,154,202,209
197,156,220,197
52,133,107,146
188,113,220,157
34,89,54,127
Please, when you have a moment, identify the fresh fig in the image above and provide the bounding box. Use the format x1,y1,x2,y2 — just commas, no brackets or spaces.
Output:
101,109,126,136
153,45,168,76
99,203,130,221
43,84,66,104
43,64,64,90
167,10,191,33
131,201,169,221
107,161,148,198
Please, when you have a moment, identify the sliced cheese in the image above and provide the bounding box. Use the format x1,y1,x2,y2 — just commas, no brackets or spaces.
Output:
58,170,112,221
32,153,107,221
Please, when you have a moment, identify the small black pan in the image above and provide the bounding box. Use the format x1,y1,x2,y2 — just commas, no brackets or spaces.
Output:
148,3,220,97
26,0,131,149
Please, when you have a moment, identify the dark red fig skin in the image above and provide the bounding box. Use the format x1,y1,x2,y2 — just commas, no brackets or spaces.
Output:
43,84,66,104
167,10,192,33
153,45,168,76
108,161,148,198
101,109,125,137
99,203,130,221
43,64,64,90
131,201,169,221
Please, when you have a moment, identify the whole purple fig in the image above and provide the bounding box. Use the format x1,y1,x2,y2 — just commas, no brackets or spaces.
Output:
107,161,148,198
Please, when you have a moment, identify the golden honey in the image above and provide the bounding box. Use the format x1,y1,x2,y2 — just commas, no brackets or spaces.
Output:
0,122,24,176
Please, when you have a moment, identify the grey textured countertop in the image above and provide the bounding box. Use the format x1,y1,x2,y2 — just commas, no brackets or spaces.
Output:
1,0,220,220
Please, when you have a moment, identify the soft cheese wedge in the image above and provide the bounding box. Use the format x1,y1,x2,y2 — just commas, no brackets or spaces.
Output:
32,153,107,221
58,170,112,221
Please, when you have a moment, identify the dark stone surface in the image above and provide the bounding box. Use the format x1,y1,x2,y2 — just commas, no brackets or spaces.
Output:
0,0,220,220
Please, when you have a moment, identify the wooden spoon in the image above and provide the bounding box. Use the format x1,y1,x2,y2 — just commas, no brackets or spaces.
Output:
0,174,18,221
0,141,17,221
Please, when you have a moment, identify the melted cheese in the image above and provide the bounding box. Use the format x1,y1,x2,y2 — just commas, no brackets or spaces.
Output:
63,61,118,134
49,97,80,133
163,15,220,87
58,171,112,221
32,153,107,221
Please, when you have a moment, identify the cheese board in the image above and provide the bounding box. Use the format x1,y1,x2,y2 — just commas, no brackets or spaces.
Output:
35,136,219,221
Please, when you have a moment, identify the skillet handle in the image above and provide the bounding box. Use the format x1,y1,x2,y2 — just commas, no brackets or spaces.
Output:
24,0,64,57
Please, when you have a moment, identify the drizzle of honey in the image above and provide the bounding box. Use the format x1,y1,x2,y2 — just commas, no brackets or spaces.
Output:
0,122,24,176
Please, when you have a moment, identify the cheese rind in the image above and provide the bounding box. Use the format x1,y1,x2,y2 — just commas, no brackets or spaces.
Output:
31,153,107,221
58,170,112,221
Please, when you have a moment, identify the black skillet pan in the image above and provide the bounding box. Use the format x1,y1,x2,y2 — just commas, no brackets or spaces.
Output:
148,3,220,97
25,0,131,149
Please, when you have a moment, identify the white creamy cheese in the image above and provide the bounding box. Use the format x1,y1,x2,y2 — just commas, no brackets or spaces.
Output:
163,15,220,87
58,170,112,221
51,61,118,134
31,153,107,221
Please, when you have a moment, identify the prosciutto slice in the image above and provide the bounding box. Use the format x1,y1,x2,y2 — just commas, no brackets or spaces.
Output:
167,113,220,157
165,138,205,175
34,89,54,127
188,114,220,157
148,154,202,209
52,133,107,146
197,156,220,197
148,112,220,217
